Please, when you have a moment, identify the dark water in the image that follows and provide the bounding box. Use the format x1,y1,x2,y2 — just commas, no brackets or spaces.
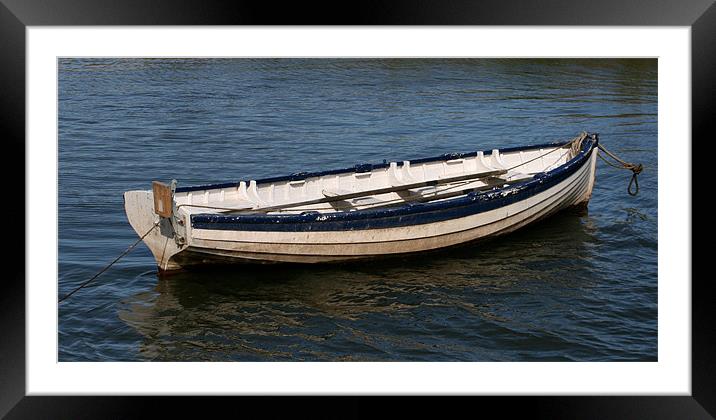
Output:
58,58,657,361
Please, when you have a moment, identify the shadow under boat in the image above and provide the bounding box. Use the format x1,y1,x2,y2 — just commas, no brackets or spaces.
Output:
117,209,601,361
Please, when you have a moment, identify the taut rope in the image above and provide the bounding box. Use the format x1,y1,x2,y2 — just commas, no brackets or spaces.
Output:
58,222,159,304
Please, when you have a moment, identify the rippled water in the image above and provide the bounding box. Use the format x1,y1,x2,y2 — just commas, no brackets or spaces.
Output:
59,58,657,361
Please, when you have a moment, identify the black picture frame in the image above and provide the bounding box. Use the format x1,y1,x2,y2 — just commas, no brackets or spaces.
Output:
1,0,711,418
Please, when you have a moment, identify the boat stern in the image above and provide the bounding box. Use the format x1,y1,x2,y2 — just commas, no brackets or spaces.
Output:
123,187,186,272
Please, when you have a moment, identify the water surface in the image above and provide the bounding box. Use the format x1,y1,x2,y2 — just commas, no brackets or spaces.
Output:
59,58,657,361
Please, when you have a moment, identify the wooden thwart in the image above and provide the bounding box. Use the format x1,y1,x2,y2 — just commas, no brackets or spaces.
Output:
226,168,508,214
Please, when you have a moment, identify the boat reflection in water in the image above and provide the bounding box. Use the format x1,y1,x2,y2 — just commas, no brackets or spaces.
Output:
118,211,609,361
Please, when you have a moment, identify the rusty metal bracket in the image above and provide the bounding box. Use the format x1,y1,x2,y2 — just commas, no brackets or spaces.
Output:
169,180,187,246
153,179,186,247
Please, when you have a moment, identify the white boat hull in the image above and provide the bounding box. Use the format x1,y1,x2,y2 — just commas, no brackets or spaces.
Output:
124,144,599,271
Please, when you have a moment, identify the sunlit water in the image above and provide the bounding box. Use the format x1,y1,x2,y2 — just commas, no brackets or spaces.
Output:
59,58,657,361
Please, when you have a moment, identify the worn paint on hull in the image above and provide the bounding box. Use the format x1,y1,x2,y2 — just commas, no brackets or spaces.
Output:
124,135,599,271
127,151,598,271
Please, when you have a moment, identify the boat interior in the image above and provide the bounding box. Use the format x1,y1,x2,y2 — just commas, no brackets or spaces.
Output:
173,143,578,216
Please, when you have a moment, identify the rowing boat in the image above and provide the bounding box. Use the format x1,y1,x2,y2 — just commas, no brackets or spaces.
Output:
124,132,600,272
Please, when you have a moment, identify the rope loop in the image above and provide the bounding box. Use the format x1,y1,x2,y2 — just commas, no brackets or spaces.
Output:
626,163,643,196
597,143,643,196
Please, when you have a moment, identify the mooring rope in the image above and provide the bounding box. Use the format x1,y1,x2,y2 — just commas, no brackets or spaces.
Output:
596,143,644,196
58,222,159,304
506,131,587,173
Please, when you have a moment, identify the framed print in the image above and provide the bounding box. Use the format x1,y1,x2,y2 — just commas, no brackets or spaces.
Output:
2,0,712,417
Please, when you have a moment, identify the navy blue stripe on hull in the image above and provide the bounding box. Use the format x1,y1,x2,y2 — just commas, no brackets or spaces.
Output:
180,165,594,265
194,159,593,247
190,137,597,232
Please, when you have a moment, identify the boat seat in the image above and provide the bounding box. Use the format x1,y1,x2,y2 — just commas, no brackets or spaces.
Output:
323,188,387,210
323,188,385,207
496,171,533,182
323,188,352,198
183,199,255,214
350,196,384,205
406,185,439,196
